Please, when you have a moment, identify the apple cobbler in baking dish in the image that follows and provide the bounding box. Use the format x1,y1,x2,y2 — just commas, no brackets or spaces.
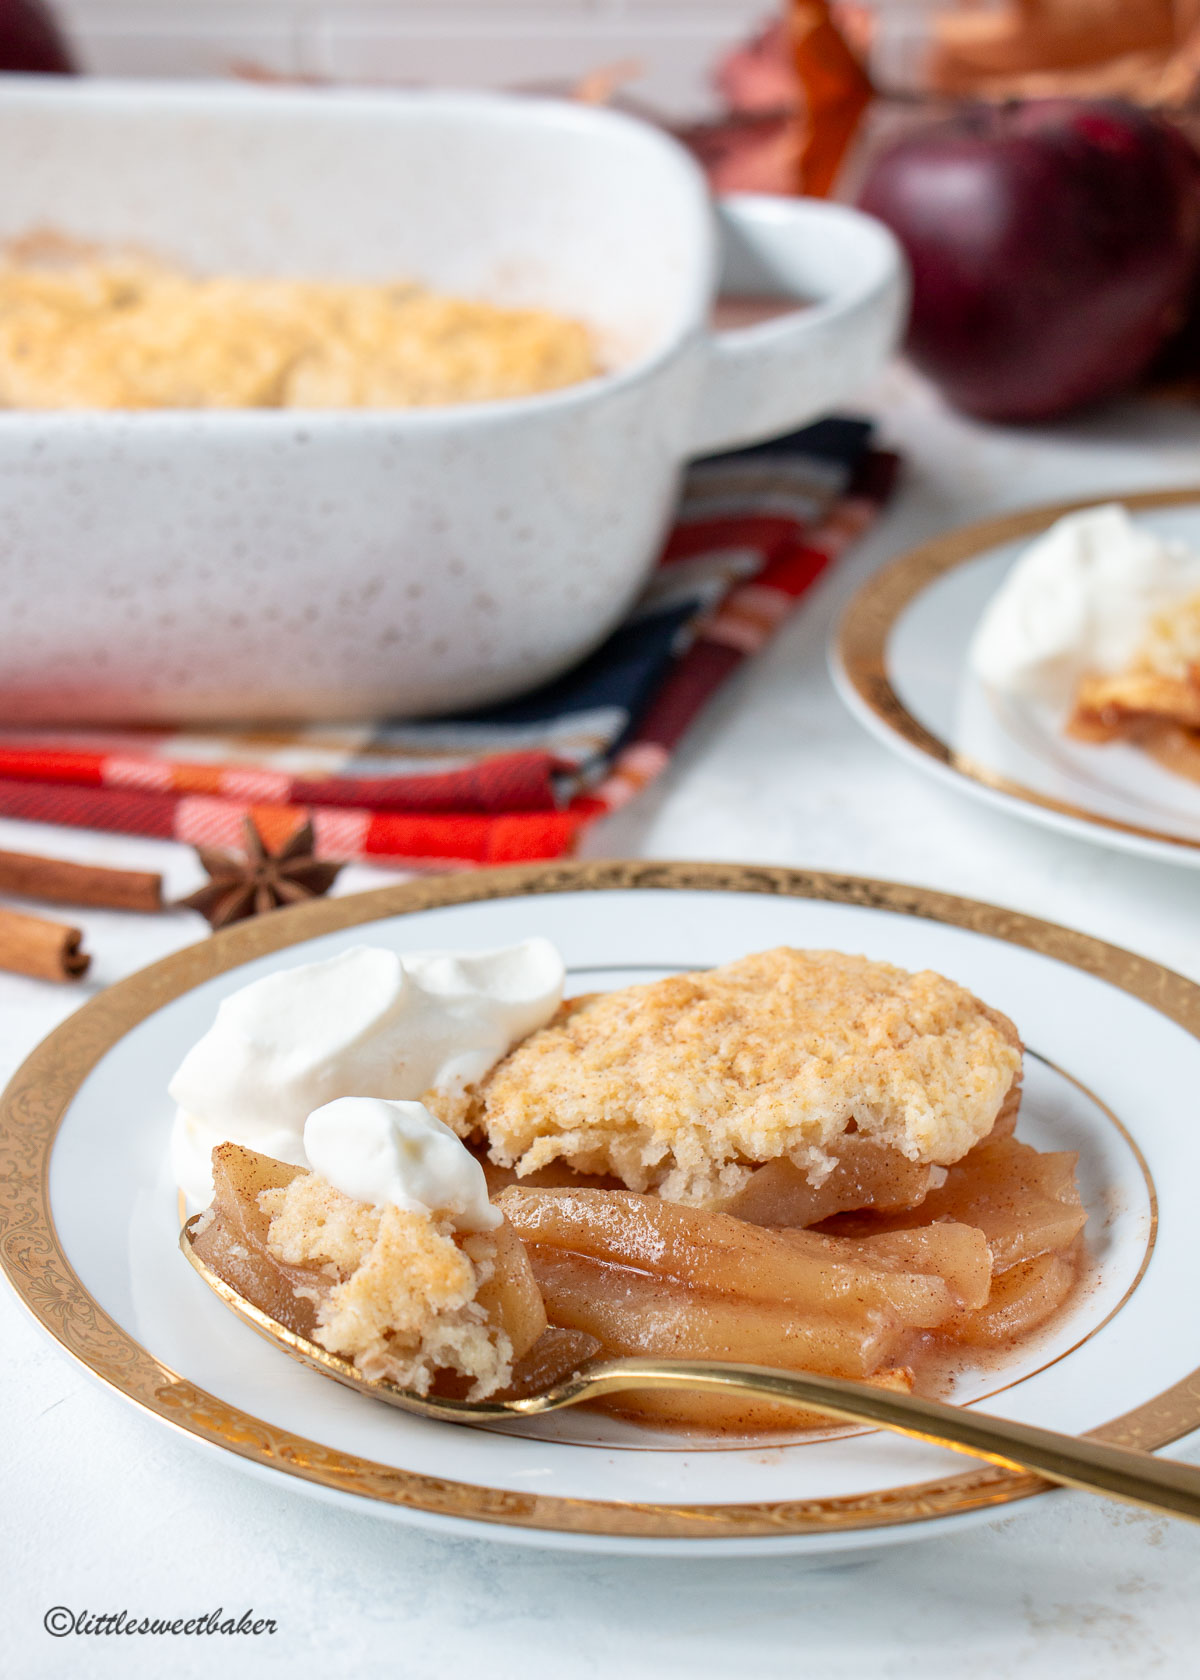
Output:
186,945,1088,1434
0,239,599,410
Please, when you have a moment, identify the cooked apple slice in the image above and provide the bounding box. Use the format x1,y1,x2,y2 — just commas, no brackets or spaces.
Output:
526,1245,907,1376
190,1142,323,1338
946,1247,1079,1346
723,1139,938,1228
952,1141,1081,1270
499,1186,968,1329
528,1245,912,1431
495,1327,603,1399
814,1224,992,1311
725,1070,1024,1231
930,1137,1085,1270
464,1219,547,1359
822,1135,1086,1271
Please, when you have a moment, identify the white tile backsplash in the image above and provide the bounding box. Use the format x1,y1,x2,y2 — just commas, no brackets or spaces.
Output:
309,16,758,111
54,1,774,115
65,8,307,78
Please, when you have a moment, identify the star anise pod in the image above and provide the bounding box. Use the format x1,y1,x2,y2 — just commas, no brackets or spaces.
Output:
176,817,343,930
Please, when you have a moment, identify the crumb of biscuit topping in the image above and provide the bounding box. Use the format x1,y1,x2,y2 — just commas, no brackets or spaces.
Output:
456,948,1022,1206
260,1173,511,1397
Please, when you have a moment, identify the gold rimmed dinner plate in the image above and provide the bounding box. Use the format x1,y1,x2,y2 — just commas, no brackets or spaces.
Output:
0,860,1196,1555
833,488,1200,867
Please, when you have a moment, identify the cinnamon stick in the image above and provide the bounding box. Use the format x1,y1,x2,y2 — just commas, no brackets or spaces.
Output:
0,905,90,982
0,847,162,912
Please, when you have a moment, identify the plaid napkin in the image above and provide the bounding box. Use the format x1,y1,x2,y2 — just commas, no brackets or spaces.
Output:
0,419,897,868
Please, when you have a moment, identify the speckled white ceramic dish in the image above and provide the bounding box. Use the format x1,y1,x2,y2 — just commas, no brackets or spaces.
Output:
833,491,1200,869
4,861,1196,1557
0,77,904,725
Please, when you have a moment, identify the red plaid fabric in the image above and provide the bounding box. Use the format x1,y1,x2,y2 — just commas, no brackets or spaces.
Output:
0,425,898,865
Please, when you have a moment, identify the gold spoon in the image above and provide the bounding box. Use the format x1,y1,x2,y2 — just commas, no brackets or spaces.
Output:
181,1217,1200,1525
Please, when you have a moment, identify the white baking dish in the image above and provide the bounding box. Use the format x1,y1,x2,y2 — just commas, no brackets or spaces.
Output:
0,77,905,723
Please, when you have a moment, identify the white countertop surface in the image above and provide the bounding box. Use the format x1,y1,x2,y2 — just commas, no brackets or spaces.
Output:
5,364,1200,1677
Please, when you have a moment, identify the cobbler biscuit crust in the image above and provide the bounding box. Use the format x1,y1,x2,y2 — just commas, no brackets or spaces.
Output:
261,1173,511,1397
459,948,1023,1205
0,246,597,411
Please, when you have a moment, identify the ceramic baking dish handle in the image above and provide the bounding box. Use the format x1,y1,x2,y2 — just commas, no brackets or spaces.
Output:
689,195,909,457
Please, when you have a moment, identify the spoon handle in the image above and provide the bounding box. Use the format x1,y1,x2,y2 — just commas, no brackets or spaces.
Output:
178,1222,1199,1525
567,1359,1200,1524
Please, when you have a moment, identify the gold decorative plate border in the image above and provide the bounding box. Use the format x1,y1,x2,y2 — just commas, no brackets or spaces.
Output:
835,486,1200,857
3,859,1199,1541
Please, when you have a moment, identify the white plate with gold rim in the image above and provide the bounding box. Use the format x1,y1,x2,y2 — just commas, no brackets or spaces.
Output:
832,489,1200,869
1,859,1197,1557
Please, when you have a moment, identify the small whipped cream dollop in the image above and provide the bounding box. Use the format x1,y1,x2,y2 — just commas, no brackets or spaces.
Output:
304,1096,500,1232
170,938,563,1204
968,504,1200,706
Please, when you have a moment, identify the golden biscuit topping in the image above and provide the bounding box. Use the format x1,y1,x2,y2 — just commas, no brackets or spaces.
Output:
452,948,1023,1205
260,1172,511,1396
0,244,598,410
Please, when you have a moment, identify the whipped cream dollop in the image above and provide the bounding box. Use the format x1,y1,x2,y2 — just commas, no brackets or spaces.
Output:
170,938,563,1204
968,504,1200,706
304,1096,500,1232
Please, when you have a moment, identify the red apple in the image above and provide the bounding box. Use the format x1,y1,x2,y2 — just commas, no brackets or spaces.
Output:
858,100,1200,422
0,0,74,72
